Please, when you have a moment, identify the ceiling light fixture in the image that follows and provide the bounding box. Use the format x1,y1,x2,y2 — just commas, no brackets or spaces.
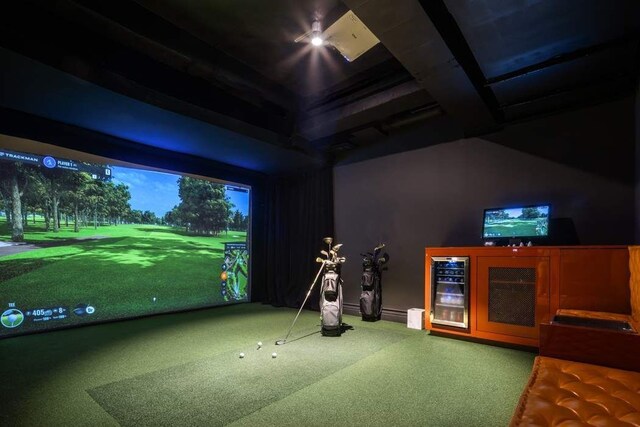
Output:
310,20,323,46
294,19,324,47
293,11,380,62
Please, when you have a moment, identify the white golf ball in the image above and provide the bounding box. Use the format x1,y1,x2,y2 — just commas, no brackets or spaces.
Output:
239,352,245,358
271,352,277,358
257,341,262,347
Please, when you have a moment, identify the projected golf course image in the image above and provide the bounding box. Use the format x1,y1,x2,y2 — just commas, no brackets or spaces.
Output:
0,150,250,338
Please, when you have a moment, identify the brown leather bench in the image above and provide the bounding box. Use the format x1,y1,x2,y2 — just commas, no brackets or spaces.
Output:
511,247,640,426
510,356,640,426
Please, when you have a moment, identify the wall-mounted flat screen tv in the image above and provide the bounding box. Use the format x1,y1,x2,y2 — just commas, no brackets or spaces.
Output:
482,204,550,239
0,141,250,338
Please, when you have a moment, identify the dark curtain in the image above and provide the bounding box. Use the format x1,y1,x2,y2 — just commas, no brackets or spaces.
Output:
262,168,334,310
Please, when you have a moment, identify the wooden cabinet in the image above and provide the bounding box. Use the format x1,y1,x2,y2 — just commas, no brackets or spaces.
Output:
476,256,549,340
558,249,630,314
425,246,629,348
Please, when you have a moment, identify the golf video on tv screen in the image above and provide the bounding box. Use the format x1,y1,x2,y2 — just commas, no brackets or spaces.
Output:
0,146,250,338
482,205,550,238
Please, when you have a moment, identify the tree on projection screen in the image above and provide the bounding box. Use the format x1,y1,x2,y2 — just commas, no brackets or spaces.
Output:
0,146,250,338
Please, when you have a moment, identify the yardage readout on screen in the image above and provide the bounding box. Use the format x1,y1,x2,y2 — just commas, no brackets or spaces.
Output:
0,149,112,180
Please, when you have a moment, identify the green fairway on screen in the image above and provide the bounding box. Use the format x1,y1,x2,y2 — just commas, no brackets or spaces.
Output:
0,147,250,338
482,206,549,238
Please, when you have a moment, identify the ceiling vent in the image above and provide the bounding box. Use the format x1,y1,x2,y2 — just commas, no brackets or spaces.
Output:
324,10,380,62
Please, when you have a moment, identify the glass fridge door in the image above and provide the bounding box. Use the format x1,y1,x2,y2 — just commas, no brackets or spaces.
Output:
430,257,469,328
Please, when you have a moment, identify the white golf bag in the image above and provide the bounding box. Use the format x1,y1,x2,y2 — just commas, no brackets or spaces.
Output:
320,262,343,336
316,237,346,337
274,237,346,345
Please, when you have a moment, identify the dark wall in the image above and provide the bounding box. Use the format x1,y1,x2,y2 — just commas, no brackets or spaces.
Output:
484,97,636,185
334,100,636,317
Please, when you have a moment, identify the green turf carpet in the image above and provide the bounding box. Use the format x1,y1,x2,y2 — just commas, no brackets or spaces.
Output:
87,326,408,426
0,303,535,426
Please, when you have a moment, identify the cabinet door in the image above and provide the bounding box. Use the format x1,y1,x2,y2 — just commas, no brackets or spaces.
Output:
476,257,550,339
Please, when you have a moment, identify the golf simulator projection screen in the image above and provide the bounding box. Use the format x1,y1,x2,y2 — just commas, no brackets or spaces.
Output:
0,144,250,338
482,205,550,239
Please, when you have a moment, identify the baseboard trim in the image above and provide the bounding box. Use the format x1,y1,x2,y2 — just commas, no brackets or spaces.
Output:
343,303,410,324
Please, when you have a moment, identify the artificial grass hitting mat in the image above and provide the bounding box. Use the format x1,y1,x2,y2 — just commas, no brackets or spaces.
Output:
88,327,406,426
0,303,535,426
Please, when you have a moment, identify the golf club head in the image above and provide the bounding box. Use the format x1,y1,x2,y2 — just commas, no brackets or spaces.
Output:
338,257,346,263
316,257,324,263
378,253,389,265
320,250,329,257
374,243,385,257
322,237,333,245
331,243,343,252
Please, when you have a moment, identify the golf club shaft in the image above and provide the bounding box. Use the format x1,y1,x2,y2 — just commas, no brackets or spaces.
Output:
280,261,325,343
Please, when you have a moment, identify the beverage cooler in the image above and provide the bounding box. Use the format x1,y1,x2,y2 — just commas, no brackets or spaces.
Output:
430,256,469,329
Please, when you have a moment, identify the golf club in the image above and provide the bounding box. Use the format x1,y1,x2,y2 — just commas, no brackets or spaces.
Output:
275,259,325,345
323,237,333,253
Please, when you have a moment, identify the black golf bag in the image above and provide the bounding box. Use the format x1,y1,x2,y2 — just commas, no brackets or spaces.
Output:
359,244,389,321
320,261,343,336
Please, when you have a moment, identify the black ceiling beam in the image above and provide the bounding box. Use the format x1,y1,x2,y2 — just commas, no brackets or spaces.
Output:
499,76,637,127
418,0,503,123
344,0,496,134
499,72,637,111
311,102,442,148
486,34,640,86
68,0,296,111
0,2,302,145
304,72,415,117
300,80,433,140
302,59,413,112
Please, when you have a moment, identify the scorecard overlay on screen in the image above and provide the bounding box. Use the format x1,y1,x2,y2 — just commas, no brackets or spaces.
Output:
0,146,251,338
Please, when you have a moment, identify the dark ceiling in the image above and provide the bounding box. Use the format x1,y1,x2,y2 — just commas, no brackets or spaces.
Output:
1,0,639,174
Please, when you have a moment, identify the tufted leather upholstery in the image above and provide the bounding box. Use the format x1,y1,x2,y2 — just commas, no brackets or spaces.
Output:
510,356,640,426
